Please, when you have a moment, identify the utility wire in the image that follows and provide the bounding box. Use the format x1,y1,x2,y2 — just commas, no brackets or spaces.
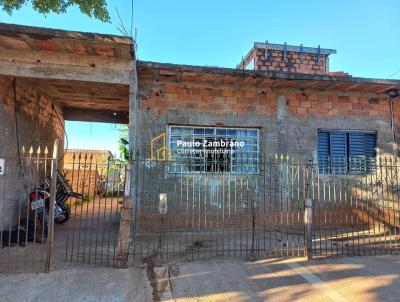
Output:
51,99,68,162
13,78,24,177
131,0,134,39
387,69,400,79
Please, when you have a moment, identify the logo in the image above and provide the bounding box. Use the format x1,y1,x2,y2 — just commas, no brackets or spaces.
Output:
148,133,174,161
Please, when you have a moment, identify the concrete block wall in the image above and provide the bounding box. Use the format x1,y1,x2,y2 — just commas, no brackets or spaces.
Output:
0,75,64,229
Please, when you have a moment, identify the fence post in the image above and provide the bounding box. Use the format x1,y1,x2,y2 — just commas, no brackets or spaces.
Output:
44,139,59,273
304,198,313,260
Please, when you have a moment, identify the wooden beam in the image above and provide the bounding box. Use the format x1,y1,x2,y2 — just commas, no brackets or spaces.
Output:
376,85,398,94
0,48,133,71
0,59,130,84
63,107,128,123
343,83,362,91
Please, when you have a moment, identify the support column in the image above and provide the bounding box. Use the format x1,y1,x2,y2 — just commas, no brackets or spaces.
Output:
116,54,139,269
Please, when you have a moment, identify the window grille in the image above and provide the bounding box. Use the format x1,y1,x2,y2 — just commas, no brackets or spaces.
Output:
168,126,259,174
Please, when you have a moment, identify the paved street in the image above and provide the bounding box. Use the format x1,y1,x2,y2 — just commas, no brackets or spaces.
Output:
157,256,400,302
0,256,400,301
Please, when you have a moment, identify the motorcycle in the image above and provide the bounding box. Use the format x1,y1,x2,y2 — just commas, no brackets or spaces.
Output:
29,182,70,234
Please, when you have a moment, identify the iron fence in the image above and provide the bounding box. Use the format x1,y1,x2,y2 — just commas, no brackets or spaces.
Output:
130,155,400,265
311,156,400,256
130,157,307,266
0,142,58,273
2,151,400,272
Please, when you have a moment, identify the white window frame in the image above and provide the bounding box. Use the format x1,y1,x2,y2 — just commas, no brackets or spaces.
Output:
167,125,260,174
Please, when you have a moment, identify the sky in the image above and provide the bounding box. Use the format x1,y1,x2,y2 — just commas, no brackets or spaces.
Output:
1,0,399,156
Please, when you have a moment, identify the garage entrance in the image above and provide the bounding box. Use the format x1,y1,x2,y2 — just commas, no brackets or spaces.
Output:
0,23,133,272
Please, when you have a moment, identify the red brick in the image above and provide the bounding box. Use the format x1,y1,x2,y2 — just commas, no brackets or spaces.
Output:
33,39,59,52
201,88,212,96
177,93,191,101
288,99,300,107
319,102,332,109
190,87,200,95
185,102,198,109
165,84,178,94
221,89,234,97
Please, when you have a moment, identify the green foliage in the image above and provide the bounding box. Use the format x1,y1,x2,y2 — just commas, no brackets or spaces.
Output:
119,125,129,162
0,0,110,22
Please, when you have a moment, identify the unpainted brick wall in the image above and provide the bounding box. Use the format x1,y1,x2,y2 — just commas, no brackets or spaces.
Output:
0,75,64,229
137,69,394,159
134,68,396,239
238,47,328,74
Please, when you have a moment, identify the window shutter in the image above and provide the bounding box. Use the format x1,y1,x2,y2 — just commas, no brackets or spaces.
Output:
348,132,366,173
330,131,347,174
365,133,376,172
317,131,330,173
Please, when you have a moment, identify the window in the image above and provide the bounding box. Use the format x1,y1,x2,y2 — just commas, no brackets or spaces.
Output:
168,126,259,174
317,130,376,174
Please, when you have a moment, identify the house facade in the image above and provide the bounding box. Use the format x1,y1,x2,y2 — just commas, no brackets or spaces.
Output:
1,23,400,266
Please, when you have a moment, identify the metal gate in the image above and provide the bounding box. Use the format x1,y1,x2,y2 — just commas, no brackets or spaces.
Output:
55,152,128,267
3,151,400,272
0,141,58,273
131,157,306,265
131,155,400,265
311,157,400,256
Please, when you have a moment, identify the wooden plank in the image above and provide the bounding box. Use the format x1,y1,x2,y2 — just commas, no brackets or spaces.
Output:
63,107,128,123
0,59,130,84
0,48,133,70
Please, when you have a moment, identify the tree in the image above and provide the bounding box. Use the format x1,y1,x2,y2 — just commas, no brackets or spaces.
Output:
0,0,110,22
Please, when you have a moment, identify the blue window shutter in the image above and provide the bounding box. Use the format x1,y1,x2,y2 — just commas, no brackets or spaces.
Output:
349,132,365,157
348,132,366,173
365,134,376,157
317,131,330,173
330,131,347,174
365,133,376,172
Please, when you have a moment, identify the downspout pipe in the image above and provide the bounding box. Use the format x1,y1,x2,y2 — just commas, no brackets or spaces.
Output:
386,89,399,154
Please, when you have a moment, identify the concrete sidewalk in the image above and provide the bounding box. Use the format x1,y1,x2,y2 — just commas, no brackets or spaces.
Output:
1,256,400,302
0,264,152,302
156,256,400,302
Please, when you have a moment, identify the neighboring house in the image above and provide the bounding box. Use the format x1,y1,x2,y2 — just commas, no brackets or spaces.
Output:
63,150,114,196
63,149,112,172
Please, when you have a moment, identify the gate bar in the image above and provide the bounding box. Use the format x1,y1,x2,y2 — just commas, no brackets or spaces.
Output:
44,139,59,273
305,198,313,260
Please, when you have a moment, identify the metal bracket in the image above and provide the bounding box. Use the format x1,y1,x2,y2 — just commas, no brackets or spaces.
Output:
300,44,304,62
264,40,269,62
283,42,287,61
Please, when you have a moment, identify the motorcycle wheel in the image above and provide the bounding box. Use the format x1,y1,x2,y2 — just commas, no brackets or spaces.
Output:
37,208,49,235
54,202,70,224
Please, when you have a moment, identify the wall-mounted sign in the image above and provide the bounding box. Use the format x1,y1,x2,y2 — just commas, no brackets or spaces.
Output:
159,193,167,215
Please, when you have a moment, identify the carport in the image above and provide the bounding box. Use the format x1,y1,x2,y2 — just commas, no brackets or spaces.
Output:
0,22,136,270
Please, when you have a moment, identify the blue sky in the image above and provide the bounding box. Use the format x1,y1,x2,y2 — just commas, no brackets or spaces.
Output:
1,0,399,156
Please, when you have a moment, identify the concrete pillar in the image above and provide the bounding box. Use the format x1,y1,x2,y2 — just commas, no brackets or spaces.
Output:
116,53,139,268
